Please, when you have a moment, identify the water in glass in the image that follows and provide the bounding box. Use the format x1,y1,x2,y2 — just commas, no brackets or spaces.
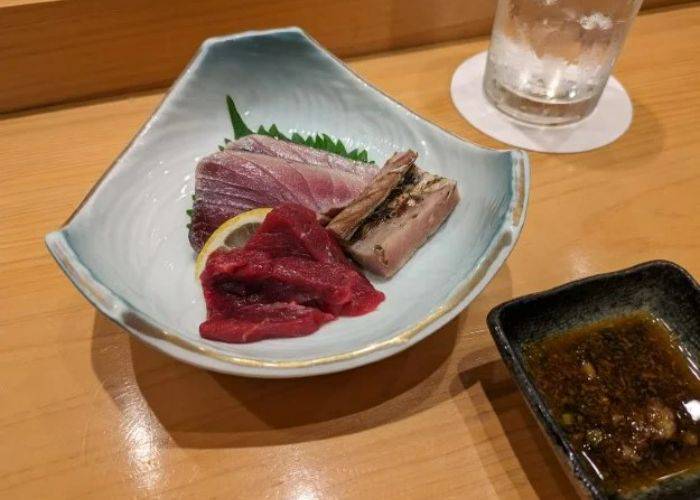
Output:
484,0,642,125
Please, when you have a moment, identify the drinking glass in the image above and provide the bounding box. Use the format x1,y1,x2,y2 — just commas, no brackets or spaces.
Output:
483,0,643,125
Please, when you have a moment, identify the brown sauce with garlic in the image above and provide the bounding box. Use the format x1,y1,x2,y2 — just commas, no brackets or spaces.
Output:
523,312,700,495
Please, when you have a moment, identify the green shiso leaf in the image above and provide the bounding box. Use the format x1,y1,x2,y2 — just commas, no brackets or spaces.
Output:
222,95,372,162
227,95,253,139
186,195,196,228
334,139,347,156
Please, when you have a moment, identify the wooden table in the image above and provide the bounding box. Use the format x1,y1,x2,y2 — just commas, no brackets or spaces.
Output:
2,4,699,498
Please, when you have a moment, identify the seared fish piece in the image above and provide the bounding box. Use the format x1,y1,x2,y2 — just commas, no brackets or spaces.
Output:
326,150,417,241
189,150,368,251
327,150,459,277
226,134,378,182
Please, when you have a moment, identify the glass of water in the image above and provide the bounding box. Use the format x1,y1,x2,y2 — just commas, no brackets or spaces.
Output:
483,0,643,126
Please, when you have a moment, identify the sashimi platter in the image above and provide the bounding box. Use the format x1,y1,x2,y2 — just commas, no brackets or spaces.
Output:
46,29,528,376
191,97,460,343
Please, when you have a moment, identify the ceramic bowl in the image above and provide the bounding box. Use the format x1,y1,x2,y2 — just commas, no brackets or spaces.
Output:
487,260,700,499
46,27,529,377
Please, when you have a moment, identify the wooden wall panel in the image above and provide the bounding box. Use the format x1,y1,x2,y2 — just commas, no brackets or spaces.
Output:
0,0,692,113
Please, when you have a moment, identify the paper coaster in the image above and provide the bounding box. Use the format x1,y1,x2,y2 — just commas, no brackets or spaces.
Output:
450,51,633,153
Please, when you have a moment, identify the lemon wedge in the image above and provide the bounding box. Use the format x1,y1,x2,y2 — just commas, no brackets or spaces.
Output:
194,207,272,278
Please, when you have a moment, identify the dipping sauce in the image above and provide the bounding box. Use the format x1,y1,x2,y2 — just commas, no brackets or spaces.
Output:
523,311,700,495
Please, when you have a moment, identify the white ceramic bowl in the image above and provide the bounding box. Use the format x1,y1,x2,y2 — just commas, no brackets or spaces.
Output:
46,28,530,378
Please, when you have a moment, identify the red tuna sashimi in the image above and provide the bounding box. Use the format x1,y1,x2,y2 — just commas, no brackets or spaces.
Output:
189,150,368,251
200,303,334,343
202,250,382,317
199,204,384,343
246,203,347,264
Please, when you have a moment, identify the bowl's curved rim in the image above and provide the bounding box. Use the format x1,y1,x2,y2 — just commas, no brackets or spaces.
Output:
45,27,531,377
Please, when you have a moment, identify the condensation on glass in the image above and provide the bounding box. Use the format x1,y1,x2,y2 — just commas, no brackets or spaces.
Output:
484,0,643,125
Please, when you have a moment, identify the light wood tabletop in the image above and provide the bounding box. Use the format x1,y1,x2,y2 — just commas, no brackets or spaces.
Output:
1,4,699,498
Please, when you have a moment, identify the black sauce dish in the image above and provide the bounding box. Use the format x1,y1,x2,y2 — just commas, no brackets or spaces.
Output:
486,260,700,499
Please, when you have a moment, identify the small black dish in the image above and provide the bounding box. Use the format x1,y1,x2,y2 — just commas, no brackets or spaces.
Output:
487,260,700,499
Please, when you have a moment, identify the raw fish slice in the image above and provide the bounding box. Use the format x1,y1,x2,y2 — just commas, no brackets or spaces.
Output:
246,204,347,264
189,151,368,251
199,204,385,343
226,134,377,182
202,250,381,316
200,303,334,343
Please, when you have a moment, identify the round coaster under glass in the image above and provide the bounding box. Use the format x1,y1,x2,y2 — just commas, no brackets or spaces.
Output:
450,51,633,154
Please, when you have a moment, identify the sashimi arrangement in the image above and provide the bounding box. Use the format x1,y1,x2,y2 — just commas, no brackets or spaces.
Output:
189,97,460,343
